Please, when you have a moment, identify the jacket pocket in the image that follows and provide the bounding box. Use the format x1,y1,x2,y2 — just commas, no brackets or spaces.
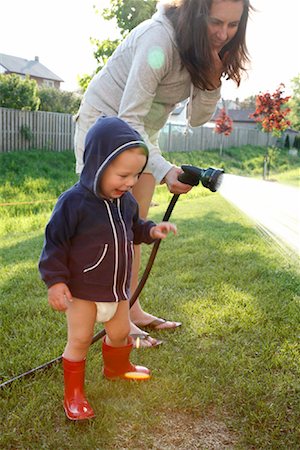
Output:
83,244,112,286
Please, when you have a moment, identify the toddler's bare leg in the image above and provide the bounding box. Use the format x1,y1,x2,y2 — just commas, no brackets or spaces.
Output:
64,298,97,361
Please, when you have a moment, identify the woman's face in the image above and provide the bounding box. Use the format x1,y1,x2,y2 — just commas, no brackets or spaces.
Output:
207,0,244,52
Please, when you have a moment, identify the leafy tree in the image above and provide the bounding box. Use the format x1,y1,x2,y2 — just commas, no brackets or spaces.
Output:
91,37,121,72
284,134,290,149
294,135,300,150
78,73,93,93
214,107,233,156
288,74,300,131
239,95,256,110
78,0,157,89
0,74,40,111
38,87,81,114
250,84,291,137
102,0,157,36
250,84,291,179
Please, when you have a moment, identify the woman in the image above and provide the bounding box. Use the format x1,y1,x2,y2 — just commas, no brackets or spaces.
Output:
74,0,252,347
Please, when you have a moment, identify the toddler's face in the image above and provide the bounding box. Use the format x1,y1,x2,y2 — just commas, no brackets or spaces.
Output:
100,147,147,199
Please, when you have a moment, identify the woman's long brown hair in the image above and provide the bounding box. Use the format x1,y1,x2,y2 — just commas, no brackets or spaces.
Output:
164,0,252,90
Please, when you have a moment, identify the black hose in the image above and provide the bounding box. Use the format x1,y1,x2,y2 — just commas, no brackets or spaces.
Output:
0,194,180,390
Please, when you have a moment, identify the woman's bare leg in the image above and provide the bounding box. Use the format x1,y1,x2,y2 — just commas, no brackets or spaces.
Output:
130,173,181,331
129,173,158,345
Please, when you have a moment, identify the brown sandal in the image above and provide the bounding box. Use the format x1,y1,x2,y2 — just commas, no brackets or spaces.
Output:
138,318,182,331
130,333,163,348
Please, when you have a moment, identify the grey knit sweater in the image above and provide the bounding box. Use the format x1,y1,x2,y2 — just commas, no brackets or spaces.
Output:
83,5,221,182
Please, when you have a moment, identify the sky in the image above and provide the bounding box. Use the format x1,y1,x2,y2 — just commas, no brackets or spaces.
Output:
1,0,300,100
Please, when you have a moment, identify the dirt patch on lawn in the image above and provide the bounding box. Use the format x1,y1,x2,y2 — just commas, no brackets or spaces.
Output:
116,408,239,449
151,409,238,449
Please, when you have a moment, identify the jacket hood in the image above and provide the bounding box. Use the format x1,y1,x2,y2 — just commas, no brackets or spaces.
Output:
80,117,148,198
153,2,176,46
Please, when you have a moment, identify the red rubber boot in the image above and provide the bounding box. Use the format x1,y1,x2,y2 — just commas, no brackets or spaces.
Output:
102,337,151,380
63,357,95,420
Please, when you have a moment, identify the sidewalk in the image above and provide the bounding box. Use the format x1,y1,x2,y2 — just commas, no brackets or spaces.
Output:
219,175,300,256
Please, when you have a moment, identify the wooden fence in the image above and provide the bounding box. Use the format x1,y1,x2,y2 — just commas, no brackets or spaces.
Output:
159,123,278,152
0,107,278,154
0,107,75,152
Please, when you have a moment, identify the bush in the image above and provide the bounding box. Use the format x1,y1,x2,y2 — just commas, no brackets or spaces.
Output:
38,87,81,114
293,135,300,150
0,74,40,111
284,134,290,149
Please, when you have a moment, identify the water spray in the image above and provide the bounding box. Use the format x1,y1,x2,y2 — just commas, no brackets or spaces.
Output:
219,174,300,257
0,165,224,389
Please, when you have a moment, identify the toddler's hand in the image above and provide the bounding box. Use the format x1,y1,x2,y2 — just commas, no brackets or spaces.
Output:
150,222,177,240
48,283,73,311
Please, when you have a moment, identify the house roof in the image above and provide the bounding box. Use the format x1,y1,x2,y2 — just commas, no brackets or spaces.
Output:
212,108,255,123
0,53,63,82
171,100,187,116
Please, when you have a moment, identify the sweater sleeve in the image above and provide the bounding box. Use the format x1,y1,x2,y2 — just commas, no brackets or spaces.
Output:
189,86,221,127
38,194,79,288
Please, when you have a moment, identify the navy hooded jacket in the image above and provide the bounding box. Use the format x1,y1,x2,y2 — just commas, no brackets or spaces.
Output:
39,117,156,302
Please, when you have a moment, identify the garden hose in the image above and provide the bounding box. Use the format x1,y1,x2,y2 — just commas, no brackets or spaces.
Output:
0,165,223,389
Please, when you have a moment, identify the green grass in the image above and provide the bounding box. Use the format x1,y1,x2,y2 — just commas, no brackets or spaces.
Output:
0,147,299,449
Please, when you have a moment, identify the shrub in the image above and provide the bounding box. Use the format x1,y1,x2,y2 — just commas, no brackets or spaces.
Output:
284,134,290,149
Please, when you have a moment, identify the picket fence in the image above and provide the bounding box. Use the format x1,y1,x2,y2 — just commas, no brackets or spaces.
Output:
0,107,75,152
158,123,277,152
0,107,277,153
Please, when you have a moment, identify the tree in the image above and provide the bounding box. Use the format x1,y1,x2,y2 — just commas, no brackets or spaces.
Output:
284,134,290,149
0,74,40,111
91,37,121,72
250,84,291,179
239,95,256,110
78,74,93,93
288,74,300,131
38,87,81,114
78,0,157,89
214,107,233,155
250,84,291,136
294,135,300,150
102,0,157,36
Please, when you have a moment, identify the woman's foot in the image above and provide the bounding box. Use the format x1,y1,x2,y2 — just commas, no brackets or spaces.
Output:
141,318,182,331
129,323,163,348
131,312,181,331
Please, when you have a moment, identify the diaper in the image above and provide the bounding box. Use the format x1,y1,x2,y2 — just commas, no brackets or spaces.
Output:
95,302,118,323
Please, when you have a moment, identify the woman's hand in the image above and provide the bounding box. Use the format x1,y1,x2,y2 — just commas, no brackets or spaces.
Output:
163,166,193,194
48,283,73,311
209,49,229,89
150,222,177,240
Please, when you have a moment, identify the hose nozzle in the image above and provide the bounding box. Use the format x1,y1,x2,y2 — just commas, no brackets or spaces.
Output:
178,165,224,192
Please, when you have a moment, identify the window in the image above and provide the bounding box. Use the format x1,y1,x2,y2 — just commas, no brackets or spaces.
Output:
43,79,55,88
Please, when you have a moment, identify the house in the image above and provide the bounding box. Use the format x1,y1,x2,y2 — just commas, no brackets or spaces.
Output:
167,101,187,126
164,102,298,148
167,101,254,129
0,53,63,89
211,108,256,129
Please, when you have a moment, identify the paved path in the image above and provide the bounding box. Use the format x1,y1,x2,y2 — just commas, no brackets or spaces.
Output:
219,175,300,257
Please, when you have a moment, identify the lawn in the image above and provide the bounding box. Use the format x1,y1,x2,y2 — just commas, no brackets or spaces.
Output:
0,146,299,449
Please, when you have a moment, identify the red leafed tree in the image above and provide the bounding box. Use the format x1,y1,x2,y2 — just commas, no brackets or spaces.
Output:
250,84,291,179
214,107,233,155
250,83,291,135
